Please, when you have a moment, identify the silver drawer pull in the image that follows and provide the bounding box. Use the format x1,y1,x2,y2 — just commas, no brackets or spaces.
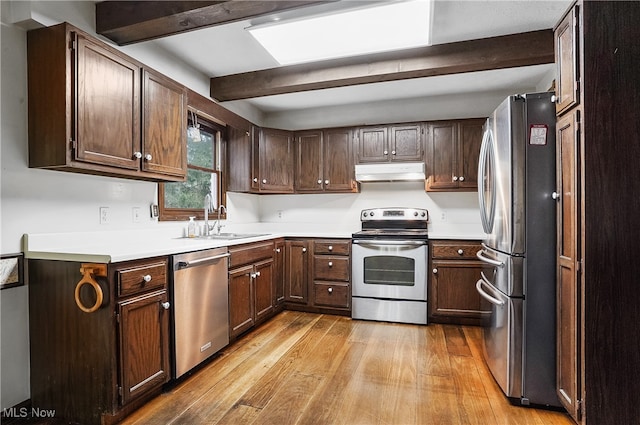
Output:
327,287,333,293
143,274,152,283
328,261,333,267
457,249,464,255
161,301,170,310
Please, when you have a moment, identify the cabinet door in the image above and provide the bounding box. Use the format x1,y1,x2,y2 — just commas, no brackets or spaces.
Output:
426,122,458,190
285,240,309,304
556,110,582,421
254,259,274,323
227,125,253,192
259,128,294,192
457,119,484,189
118,290,170,405
141,69,186,179
389,124,423,162
75,33,140,170
295,130,323,192
429,261,489,325
555,5,580,115
229,265,255,338
323,128,356,192
356,126,388,163
274,240,285,306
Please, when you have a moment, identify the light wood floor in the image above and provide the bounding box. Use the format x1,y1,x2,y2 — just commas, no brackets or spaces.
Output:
123,311,575,425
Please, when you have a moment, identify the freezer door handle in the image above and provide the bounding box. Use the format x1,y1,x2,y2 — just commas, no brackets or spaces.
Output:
476,249,504,267
476,278,505,306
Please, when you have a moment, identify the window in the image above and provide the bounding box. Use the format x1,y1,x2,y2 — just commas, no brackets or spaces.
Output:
159,111,226,221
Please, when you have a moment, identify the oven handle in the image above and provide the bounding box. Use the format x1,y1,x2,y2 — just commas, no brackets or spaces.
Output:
476,279,505,306
352,240,427,246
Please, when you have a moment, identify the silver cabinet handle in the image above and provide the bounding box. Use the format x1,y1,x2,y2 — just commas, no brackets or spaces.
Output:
452,176,459,181
317,179,322,184
552,191,560,200
457,249,464,255
262,179,267,184
133,151,142,159
302,248,307,253
161,301,170,310
432,268,438,274
324,179,329,185
253,177,258,183
144,153,152,161
383,150,389,155
328,245,333,251
328,261,333,267
459,176,465,182
551,94,558,103
275,248,281,253
143,274,152,282
391,150,396,155
327,287,333,293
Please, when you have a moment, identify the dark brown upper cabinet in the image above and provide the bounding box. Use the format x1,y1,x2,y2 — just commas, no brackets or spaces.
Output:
27,22,186,182
256,128,294,193
554,5,580,116
295,128,358,193
356,123,423,163
425,119,484,192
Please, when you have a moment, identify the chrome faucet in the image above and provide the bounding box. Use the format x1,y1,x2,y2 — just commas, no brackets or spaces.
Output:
203,194,214,235
213,205,226,235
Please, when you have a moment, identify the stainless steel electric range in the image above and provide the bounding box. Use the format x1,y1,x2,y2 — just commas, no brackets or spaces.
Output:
351,207,429,325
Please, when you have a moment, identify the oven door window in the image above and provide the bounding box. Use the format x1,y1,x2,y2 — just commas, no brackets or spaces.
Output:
363,256,415,286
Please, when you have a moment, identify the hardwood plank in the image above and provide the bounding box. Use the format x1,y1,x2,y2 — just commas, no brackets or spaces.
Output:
98,313,576,425
209,30,554,101
96,1,331,45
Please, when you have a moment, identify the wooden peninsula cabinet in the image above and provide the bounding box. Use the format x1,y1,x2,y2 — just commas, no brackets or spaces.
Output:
429,240,490,326
27,22,186,182
28,257,171,425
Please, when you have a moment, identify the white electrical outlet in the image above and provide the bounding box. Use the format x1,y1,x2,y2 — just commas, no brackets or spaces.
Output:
100,207,110,224
132,207,141,223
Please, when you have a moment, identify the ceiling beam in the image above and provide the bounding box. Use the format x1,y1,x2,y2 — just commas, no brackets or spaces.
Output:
209,29,554,102
95,0,332,45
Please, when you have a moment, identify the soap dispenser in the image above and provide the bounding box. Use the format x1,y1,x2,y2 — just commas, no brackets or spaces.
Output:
187,216,196,238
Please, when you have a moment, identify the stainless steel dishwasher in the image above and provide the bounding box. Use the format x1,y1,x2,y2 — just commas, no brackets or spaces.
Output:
172,247,229,378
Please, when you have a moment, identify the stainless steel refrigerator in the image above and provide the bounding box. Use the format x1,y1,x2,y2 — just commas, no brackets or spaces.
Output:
476,92,560,407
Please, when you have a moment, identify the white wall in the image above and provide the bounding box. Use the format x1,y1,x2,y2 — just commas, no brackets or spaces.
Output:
0,0,485,410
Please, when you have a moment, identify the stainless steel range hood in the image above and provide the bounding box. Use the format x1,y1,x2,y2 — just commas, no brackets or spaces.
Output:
355,162,425,182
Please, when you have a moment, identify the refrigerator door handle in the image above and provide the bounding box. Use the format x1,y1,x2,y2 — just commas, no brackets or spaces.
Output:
478,125,496,234
476,278,505,306
476,249,504,267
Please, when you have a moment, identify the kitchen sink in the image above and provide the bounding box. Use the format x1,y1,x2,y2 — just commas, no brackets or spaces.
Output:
180,233,269,240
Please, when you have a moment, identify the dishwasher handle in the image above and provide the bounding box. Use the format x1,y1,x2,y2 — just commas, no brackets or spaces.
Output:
177,253,230,269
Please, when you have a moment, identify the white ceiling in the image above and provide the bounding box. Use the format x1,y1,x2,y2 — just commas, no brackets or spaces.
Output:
141,0,571,114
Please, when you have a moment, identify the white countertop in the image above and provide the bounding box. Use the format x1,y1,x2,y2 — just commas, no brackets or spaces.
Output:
23,225,355,263
23,222,484,263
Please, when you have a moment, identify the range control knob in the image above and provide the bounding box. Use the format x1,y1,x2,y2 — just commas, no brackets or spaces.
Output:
421,212,426,217
370,211,375,217
414,211,419,216
363,212,368,217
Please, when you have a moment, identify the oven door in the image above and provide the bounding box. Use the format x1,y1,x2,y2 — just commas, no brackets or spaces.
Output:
352,239,427,301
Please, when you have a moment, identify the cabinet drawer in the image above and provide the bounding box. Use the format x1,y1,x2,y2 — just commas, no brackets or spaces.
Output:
431,241,482,260
229,241,274,268
313,282,349,308
314,240,350,255
314,256,350,281
117,260,167,297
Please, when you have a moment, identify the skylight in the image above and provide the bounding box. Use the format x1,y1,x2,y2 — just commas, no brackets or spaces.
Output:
247,0,433,65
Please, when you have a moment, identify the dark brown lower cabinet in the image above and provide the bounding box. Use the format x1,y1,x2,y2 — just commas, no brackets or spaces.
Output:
228,241,276,340
28,257,170,425
428,240,490,326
